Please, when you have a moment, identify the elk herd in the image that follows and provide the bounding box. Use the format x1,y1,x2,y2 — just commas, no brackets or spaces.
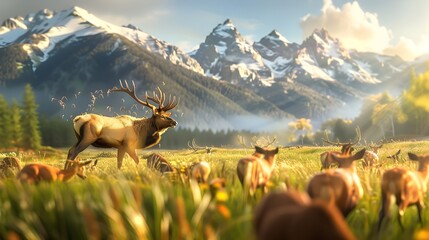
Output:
1,80,429,239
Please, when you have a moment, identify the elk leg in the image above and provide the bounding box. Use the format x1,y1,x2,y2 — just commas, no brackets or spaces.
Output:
398,201,408,231
417,202,424,225
377,192,390,231
117,148,126,169
66,123,97,168
126,148,140,165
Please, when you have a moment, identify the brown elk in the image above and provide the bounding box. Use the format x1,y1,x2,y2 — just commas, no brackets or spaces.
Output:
1,156,22,171
66,80,178,169
254,190,356,240
189,161,211,183
387,149,401,163
236,146,279,196
320,128,361,170
377,152,429,230
307,149,366,216
17,159,92,184
146,153,176,174
362,144,383,168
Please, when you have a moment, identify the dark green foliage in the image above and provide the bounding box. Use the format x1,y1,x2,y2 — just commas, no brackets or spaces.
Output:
21,84,41,149
9,100,23,147
0,95,12,148
0,44,34,86
39,115,76,148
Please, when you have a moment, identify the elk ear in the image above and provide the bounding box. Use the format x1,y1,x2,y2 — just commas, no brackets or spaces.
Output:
351,149,366,161
164,112,172,117
255,146,264,154
408,152,419,161
272,147,279,154
81,160,93,166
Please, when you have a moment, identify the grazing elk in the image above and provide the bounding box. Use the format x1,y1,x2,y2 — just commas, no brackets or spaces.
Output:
66,80,178,169
377,153,429,230
320,129,361,170
17,159,92,184
307,149,366,216
236,146,279,196
387,149,401,163
189,161,211,183
362,144,383,168
1,156,22,171
254,190,356,240
146,153,176,174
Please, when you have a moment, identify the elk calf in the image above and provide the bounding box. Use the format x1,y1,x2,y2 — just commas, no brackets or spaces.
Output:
146,153,176,174
377,152,429,230
236,146,279,196
189,161,211,183
362,144,382,168
307,149,366,216
17,159,92,184
254,190,356,240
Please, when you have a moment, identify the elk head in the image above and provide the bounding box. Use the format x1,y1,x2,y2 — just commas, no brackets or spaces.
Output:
110,80,178,131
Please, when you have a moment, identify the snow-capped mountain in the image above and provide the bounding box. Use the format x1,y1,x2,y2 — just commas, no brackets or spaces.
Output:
253,30,299,78
0,7,203,74
190,19,273,87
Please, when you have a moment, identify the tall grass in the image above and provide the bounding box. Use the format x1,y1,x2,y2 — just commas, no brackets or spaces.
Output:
0,141,428,239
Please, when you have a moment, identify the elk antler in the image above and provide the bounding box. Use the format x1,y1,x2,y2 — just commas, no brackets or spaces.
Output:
148,87,178,112
109,80,157,113
188,138,212,154
322,127,361,146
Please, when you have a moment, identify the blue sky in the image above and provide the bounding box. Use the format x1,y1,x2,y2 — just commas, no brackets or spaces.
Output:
2,0,429,60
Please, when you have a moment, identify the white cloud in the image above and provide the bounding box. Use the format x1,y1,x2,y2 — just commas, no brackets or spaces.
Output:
300,0,392,53
300,0,429,61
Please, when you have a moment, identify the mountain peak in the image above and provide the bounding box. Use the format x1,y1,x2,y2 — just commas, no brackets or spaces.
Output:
310,28,334,42
266,29,290,43
223,18,233,25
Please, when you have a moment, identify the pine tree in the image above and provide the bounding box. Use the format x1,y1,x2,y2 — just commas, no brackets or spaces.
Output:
10,100,23,147
21,84,41,149
0,95,12,148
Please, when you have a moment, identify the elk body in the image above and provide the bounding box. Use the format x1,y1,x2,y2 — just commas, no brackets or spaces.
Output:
362,144,383,168
146,153,176,174
67,81,178,169
1,156,22,171
320,129,361,170
307,149,366,216
236,146,279,196
254,190,356,240
377,153,429,230
189,161,211,183
17,159,92,184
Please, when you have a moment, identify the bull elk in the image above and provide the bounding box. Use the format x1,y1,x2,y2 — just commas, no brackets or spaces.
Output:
254,190,356,240
17,159,92,184
66,80,178,169
236,146,279,196
320,128,361,170
377,153,429,230
362,144,383,168
307,149,366,216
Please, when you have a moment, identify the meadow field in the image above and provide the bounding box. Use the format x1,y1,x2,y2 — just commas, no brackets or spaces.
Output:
1,141,429,240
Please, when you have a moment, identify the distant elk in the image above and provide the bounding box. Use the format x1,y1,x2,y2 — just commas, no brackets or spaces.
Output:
320,128,361,170
254,190,356,240
377,153,429,230
66,80,178,169
307,149,366,216
1,156,22,171
236,146,279,196
17,159,92,184
387,149,401,163
362,144,383,168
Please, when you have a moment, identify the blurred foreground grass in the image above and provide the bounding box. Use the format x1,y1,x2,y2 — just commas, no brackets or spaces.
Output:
1,141,429,239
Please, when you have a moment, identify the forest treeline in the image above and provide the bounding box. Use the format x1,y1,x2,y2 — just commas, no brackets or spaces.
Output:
1,67,429,150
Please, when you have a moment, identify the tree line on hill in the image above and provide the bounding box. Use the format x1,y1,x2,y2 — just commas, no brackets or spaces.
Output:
1,66,429,151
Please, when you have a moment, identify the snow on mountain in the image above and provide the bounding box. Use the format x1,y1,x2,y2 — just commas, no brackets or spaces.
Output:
0,7,203,74
253,30,299,78
288,28,380,85
191,19,273,87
